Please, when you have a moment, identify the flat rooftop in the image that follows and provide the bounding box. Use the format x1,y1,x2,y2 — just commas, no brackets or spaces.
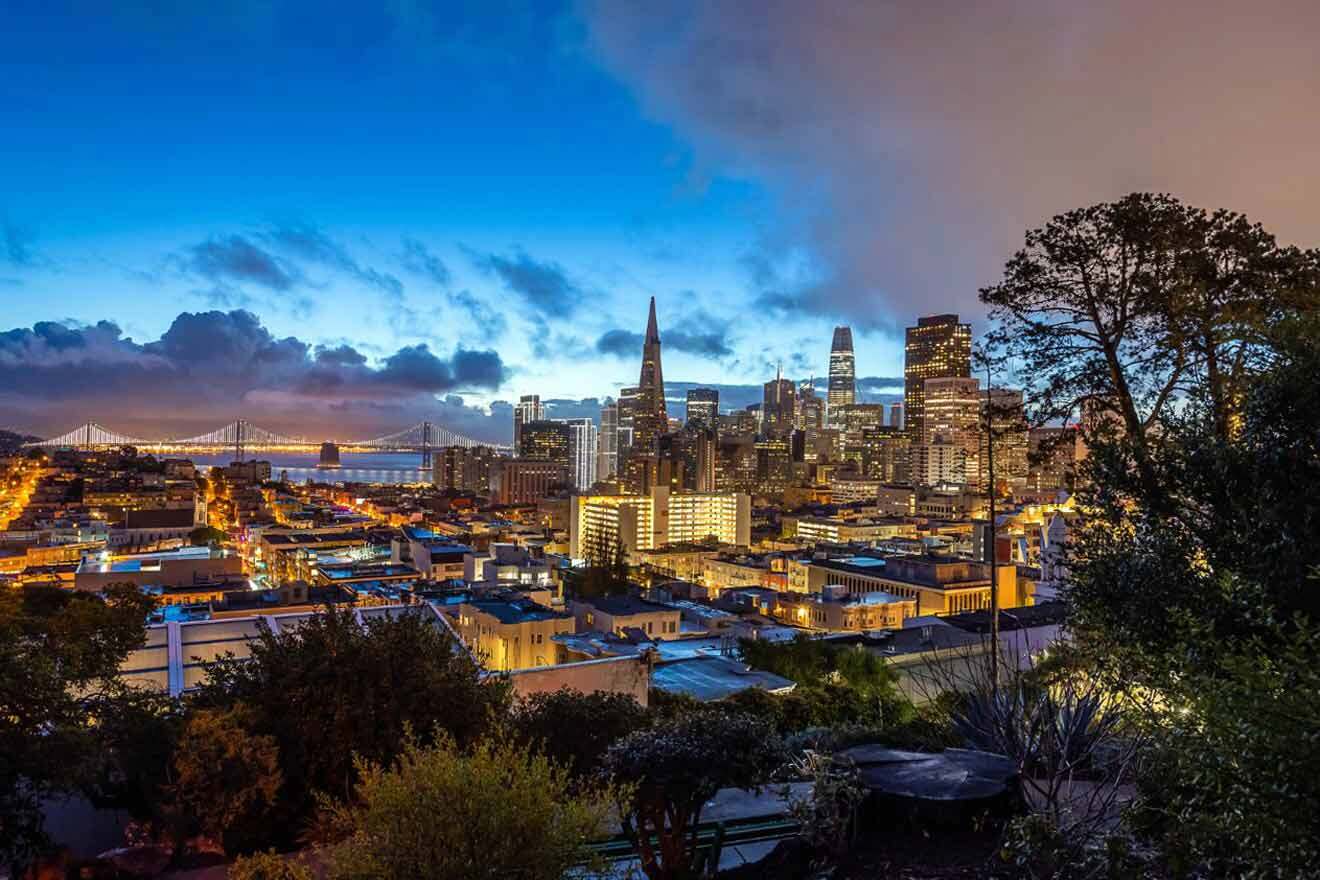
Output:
467,598,572,625
651,654,796,702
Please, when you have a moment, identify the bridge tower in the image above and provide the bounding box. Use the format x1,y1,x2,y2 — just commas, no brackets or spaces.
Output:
420,420,433,470
234,419,247,462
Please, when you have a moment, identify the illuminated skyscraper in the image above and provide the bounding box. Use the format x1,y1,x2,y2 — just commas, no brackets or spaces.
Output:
904,314,972,444
685,388,719,430
513,394,544,449
622,298,667,492
597,402,620,480
561,417,598,491
762,367,796,439
518,419,570,466
923,376,981,487
827,326,856,425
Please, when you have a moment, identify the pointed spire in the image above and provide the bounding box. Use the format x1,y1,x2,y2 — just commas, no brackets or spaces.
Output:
645,296,660,344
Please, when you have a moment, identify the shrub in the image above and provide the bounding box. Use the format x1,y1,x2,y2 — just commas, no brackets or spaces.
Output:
229,850,314,880
322,732,617,880
508,687,647,781
783,751,866,864
165,705,282,853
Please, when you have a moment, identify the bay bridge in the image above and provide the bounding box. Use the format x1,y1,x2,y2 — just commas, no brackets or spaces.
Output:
25,420,510,468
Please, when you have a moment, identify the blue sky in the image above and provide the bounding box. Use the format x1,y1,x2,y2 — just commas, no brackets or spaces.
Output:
4,0,1318,441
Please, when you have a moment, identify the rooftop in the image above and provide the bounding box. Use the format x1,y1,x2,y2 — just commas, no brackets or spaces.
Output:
578,595,677,617
466,598,572,625
651,654,796,702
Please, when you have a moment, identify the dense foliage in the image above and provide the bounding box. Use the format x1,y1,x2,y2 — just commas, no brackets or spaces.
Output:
188,604,507,847
983,193,1320,877
508,687,648,781
0,583,156,868
321,733,617,880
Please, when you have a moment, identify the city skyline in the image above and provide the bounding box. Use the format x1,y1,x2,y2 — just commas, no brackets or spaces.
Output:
7,2,1320,442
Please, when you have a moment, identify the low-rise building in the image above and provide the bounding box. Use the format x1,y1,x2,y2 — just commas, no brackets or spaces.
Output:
801,554,1026,616
571,595,681,638
453,597,575,671
773,585,917,631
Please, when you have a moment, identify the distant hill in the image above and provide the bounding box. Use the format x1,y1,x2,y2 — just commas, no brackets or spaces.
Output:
0,429,41,454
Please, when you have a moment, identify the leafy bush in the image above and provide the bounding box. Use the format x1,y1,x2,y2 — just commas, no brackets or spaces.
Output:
783,751,866,864
165,705,282,853
322,732,616,880
508,687,647,781
190,604,506,844
229,849,314,880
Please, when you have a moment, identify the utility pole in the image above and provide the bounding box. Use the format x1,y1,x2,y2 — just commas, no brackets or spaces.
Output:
234,419,246,463
984,357,999,691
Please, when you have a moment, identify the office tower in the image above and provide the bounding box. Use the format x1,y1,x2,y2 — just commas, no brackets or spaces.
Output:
658,426,716,492
561,417,598,491
827,326,856,425
513,394,544,449
860,426,910,484
517,420,570,466
889,402,904,429
1027,427,1078,494
686,388,719,430
924,376,982,488
904,314,972,444
622,298,667,492
489,459,569,505
982,388,1028,494
834,403,888,433
762,368,796,439
911,440,966,487
796,381,824,431
597,402,620,480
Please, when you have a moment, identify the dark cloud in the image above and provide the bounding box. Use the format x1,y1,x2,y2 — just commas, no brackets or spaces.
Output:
472,249,584,318
187,236,298,290
586,1,1320,329
400,238,452,286
543,397,605,422
596,309,734,359
263,222,403,296
0,310,507,439
450,289,507,336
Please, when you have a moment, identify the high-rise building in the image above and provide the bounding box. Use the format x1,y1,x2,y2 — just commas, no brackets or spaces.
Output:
827,326,856,425
489,459,569,505
561,417,598,491
796,381,824,431
762,369,796,439
889,402,904,429
685,388,719,430
437,445,497,492
518,420,570,466
904,314,972,444
596,402,620,481
513,394,545,450
924,376,981,488
981,388,1028,494
623,298,667,492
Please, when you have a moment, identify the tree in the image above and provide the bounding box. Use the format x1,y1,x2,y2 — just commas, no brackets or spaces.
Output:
188,525,227,546
980,193,1319,503
322,733,616,880
0,582,155,869
603,710,783,880
508,687,647,782
165,705,282,853
189,604,507,844
573,533,631,599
